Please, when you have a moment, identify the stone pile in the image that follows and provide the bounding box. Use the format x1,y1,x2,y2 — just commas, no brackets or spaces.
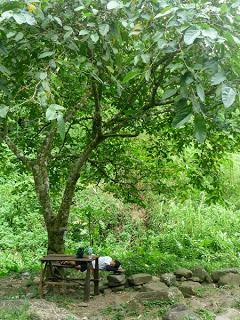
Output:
100,267,240,296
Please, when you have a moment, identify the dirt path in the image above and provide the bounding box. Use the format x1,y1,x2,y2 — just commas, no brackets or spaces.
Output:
1,274,240,319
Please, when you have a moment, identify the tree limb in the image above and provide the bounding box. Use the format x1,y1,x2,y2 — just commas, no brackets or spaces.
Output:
4,136,32,169
103,133,139,139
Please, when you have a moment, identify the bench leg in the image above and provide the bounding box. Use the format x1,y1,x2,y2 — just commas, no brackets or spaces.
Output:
39,262,47,298
94,258,99,296
84,262,91,302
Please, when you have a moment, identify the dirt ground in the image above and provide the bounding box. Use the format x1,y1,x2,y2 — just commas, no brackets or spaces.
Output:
1,273,240,319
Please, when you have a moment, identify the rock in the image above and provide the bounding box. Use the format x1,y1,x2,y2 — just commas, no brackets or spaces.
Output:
107,274,126,287
99,280,109,293
152,276,161,281
191,267,212,283
99,285,108,293
21,272,30,277
33,277,40,285
178,281,202,297
216,308,240,320
175,268,192,279
169,287,184,300
218,273,240,287
163,304,200,320
180,277,186,282
78,302,88,307
104,288,112,294
160,273,177,287
190,277,201,283
133,285,144,291
141,281,168,292
128,273,152,286
135,286,183,303
111,285,125,292
212,268,240,282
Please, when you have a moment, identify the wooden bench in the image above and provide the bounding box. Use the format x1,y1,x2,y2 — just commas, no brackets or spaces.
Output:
40,254,99,302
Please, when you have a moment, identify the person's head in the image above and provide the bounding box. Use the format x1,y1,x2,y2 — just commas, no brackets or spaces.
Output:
110,259,121,269
106,259,121,272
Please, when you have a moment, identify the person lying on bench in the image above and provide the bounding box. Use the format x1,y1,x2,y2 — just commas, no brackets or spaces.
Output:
93,256,124,272
75,256,124,273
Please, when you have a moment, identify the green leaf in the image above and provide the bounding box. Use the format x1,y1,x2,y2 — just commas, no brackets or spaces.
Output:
64,30,73,40
184,27,201,45
155,6,176,18
54,16,62,26
6,32,16,38
38,51,55,59
79,30,89,36
107,1,122,10
211,72,226,85
13,13,26,24
46,106,57,121
222,86,236,108
25,13,36,25
13,13,36,25
0,105,9,118
202,28,218,40
172,100,192,128
15,32,24,42
39,72,47,80
194,115,206,143
99,24,110,36
141,54,151,64
196,84,205,102
50,104,65,111
74,6,85,12
0,64,11,75
161,88,177,100
122,69,141,83
57,114,65,141
90,33,99,43
46,104,64,121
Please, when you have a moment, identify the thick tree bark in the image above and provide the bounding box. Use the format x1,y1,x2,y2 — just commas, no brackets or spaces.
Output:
47,221,66,253
31,136,102,254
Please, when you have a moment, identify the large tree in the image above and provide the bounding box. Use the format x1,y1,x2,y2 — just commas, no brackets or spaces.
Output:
0,0,239,253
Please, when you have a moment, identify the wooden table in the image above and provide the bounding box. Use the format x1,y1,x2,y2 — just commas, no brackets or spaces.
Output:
40,254,99,302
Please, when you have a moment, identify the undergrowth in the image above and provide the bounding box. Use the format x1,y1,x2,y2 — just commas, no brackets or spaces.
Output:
1,155,240,275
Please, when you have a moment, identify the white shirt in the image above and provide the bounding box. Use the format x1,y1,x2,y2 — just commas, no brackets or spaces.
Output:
92,256,112,270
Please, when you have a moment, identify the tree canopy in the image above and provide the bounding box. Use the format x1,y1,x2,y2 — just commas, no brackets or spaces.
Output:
0,0,239,252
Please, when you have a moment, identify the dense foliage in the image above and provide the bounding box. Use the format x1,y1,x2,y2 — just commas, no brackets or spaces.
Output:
0,0,240,253
1,153,240,276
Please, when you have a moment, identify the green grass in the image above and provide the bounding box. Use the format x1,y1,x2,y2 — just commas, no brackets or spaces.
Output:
0,303,32,320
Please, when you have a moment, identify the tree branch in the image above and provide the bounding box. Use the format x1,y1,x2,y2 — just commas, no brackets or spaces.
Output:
4,136,32,169
103,133,139,139
57,135,103,225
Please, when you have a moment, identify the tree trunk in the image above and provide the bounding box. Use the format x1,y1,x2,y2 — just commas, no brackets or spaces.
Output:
47,224,66,253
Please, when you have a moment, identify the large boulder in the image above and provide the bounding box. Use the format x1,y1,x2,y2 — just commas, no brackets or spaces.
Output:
175,268,192,279
161,273,177,287
141,281,168,292
107,274,126,287
178,281,202,297
216,308,240,320
191,267,212,283
163,304,200,320
128,273,152,286
212,268,240,282
111,285,125,292
135,287,183,303
218,273,240,287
